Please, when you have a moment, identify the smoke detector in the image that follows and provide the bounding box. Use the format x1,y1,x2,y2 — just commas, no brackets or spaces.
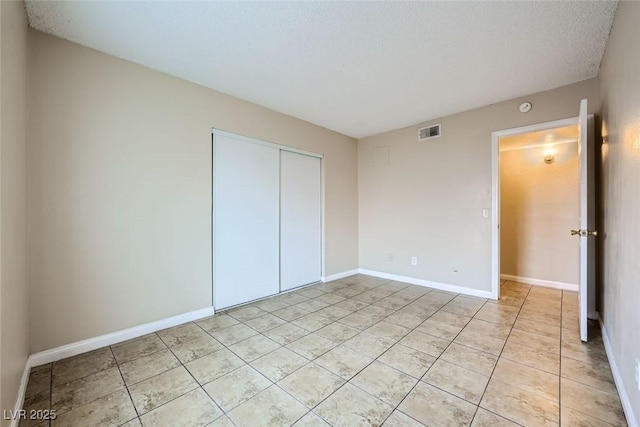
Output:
519,102,532,113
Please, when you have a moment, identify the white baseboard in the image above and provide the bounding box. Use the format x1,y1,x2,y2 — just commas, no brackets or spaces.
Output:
10,358,33,427
29,306,215,367
500,274,578,292
598,314,639,427
359,269,493,299
322,269,359,283
10,306,214,426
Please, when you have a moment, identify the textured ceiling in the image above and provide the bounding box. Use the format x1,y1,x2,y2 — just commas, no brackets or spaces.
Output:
25,1,617,139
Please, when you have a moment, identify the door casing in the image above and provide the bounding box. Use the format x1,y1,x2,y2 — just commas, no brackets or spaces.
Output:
490,115,595,308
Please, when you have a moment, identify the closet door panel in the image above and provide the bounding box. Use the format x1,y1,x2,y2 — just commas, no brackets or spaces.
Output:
214,135,280,309
280,151,322,291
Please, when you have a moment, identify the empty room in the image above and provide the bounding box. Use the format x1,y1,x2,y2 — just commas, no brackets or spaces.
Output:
1,1,639,426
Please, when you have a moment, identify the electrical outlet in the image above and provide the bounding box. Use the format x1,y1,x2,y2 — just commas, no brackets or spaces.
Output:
388,253,394,262
411,257,417,266
635,358,640,391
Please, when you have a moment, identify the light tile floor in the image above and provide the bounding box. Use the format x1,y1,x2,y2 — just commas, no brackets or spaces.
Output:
21,275,628,426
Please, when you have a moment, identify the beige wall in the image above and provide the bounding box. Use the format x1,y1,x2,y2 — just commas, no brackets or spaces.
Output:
500,143,579,285
598,1,640,421
0,1,30,423
28,31,358,352
358,79,598,292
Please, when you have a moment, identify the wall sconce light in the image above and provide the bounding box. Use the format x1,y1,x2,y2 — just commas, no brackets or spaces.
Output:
543,148,555,164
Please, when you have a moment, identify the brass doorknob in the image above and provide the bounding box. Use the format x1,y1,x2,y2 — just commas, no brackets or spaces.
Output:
571,229,598,237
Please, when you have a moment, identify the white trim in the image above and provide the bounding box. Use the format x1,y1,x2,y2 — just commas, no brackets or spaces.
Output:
211,128,323,159
278,149,282,292
29,307,214,367
491,129,500,301
499,138,578,152
599,314,639,427
500,274,578,291
320,157,326,281
491,117,580,139
322,269,359,283
211,133,217,310
10,359,32,427
359,269,494,299
10,306,213,426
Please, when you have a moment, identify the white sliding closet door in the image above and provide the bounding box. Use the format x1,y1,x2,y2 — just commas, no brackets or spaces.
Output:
280,151,322,291
214,135,280,309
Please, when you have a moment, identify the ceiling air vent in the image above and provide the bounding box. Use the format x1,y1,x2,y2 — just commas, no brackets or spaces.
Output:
418,124,441,141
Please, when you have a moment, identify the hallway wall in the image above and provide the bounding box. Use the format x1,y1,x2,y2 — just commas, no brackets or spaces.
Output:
500,142,579,286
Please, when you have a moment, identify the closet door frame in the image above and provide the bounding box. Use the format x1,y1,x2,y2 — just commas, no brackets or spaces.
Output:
211,129,324,310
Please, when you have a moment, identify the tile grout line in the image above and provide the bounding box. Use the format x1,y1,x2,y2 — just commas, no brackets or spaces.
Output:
552,293,620,424
468,284,533,426
48,361,53,426
256,281,361,425
44,348,142,423
119,324,244,425
246,278,433,424
366,292,480,426
251,276,400,425
108,345,141,426
329,285,506,425
163,330,239,426
282,280,429,425
117,327,229,424
555,293,623,424
188,282,404,426
254,278,405,423
187,319,284,421
426,305,502,405
347,283,548,425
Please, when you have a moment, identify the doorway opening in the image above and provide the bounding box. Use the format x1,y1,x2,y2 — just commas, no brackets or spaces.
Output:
491,117,581,300
499,124,580,292
491,99,598,342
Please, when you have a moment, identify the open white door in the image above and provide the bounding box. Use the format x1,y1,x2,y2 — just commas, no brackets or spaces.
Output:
575,99,597,342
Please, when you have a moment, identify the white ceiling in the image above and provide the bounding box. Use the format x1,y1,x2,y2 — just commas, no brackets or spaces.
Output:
25,1,617,139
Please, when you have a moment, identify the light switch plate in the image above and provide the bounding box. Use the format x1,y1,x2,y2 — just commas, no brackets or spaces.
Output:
482,208,489,218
